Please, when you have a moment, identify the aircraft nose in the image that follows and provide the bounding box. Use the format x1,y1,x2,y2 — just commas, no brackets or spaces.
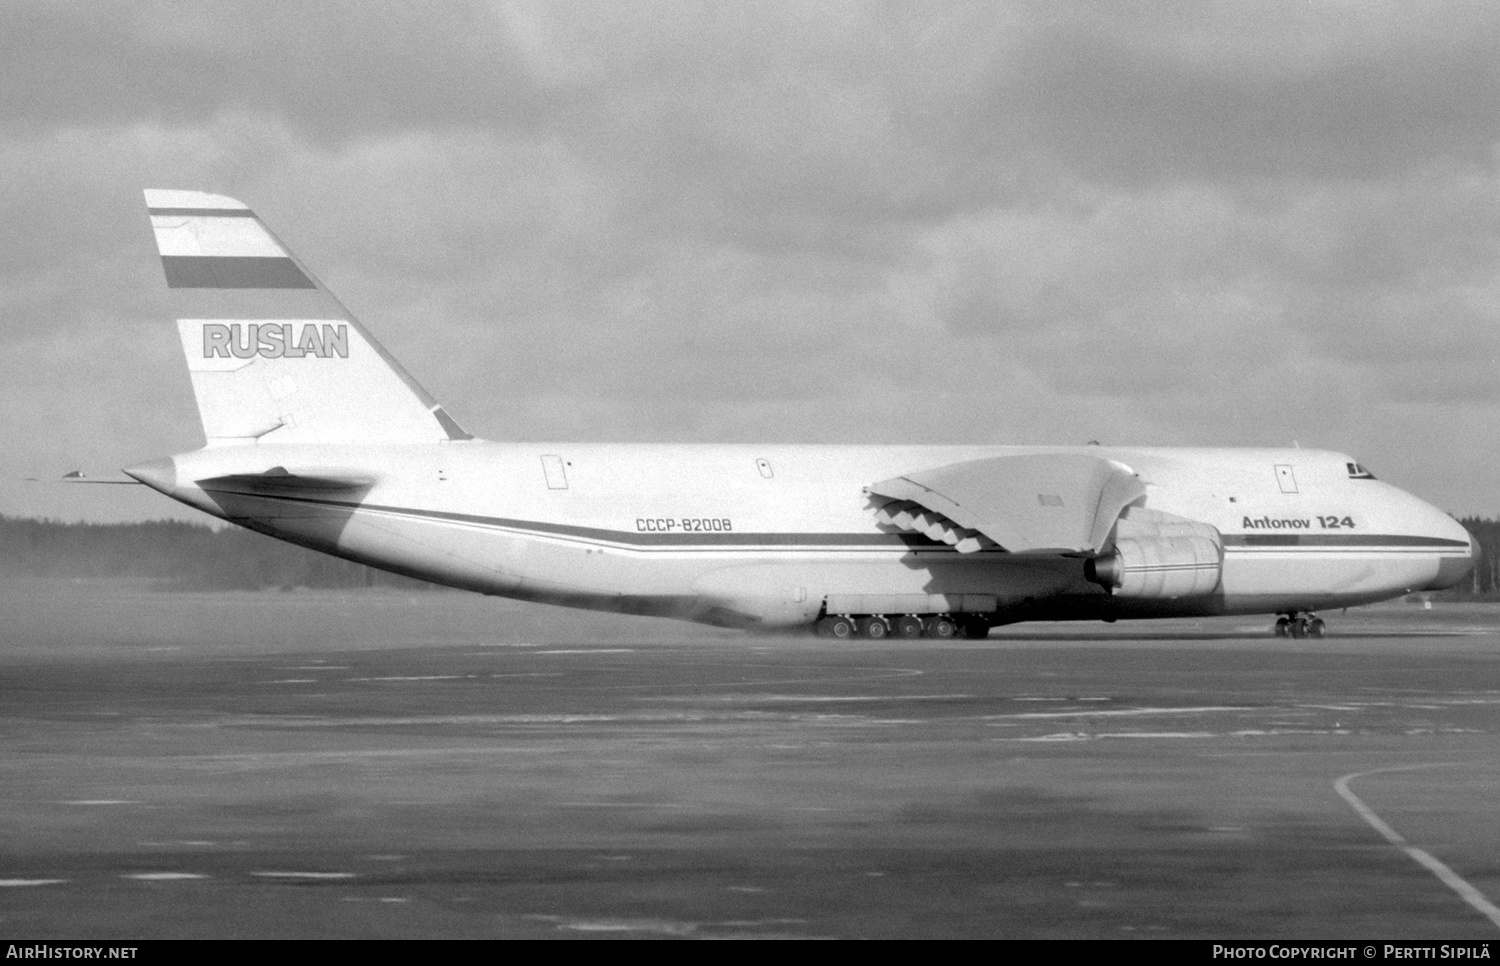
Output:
1425,526,1479,592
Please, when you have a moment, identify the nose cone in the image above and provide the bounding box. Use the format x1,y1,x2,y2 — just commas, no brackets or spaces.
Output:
1426,528,1479,592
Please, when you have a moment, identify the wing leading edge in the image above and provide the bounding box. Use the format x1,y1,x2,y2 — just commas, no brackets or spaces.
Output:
867,453,1148,554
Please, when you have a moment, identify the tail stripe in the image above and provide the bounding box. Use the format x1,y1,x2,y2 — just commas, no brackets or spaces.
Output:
149,201,313,290
161,256,315,289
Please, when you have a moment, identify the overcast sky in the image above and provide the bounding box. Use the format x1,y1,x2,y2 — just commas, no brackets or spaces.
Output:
4,0,1500,523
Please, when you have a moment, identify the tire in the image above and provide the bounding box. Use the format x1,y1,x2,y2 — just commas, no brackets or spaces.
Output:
893,615,925,639
824,616,855,640
1308,618,1326,639
925,616,957,639
1274,617,1291,638
857,616,888,639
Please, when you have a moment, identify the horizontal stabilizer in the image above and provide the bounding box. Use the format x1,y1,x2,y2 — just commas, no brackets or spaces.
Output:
25,470,141,485
196,466,376,496
869,453,1146,553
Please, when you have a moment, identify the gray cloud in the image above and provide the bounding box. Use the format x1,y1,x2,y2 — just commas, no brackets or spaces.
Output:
4,1,1500,522
0,2,551,137
1002,3,1500,183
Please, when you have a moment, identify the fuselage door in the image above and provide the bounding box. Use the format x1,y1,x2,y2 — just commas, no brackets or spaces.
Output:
1275,464,1298,494
541,454,569,490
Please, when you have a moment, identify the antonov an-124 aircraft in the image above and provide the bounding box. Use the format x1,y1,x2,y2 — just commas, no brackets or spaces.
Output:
122,190,1477,639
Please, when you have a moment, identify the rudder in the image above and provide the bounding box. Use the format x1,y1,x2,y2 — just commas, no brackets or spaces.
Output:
144,189,472,446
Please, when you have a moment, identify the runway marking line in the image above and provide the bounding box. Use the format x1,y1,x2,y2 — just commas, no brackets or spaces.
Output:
62,799,137,806
536,648,636,654
345,674,465,681
990,705,1247,720
1334,763,1500,932
122,872,207,881
706,693,971,704
251,871,357,880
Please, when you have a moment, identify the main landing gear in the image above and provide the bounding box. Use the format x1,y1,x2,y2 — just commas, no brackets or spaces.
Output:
816,614,990,640
1274,613,1326,639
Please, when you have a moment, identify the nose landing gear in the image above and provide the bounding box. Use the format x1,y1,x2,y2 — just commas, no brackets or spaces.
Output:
1274,613,1326,639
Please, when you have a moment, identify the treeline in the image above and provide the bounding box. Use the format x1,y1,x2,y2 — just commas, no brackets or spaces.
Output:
1456,517,1500,598
0,515,437,591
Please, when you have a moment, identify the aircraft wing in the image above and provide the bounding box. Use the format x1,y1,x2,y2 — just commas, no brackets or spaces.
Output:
867,453,1147,554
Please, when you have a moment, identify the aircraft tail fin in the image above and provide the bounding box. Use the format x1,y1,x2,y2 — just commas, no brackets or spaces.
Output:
144,190,472,446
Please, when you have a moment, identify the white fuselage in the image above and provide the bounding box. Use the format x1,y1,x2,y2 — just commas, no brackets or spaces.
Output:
130,441,1475,629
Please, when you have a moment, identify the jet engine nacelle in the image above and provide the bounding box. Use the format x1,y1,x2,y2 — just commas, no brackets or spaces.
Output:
1086,510,1224,599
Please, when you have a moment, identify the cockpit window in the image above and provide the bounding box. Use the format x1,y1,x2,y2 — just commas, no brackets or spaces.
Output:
1346,462,1377,480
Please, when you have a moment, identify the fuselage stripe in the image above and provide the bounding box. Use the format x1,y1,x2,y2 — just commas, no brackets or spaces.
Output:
209,489,951,548
204,488,1470,556
1221,533,1468,548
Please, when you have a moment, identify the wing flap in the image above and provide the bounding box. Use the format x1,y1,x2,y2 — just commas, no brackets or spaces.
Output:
868,453,1147,554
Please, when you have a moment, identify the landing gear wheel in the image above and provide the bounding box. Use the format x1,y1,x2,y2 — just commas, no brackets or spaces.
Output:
924,616,958,639
1290,617,1309,639
820,615,855,640
857,616,889,640
892,615,925,639
1274,616,1292,638
1307,617,1326,639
